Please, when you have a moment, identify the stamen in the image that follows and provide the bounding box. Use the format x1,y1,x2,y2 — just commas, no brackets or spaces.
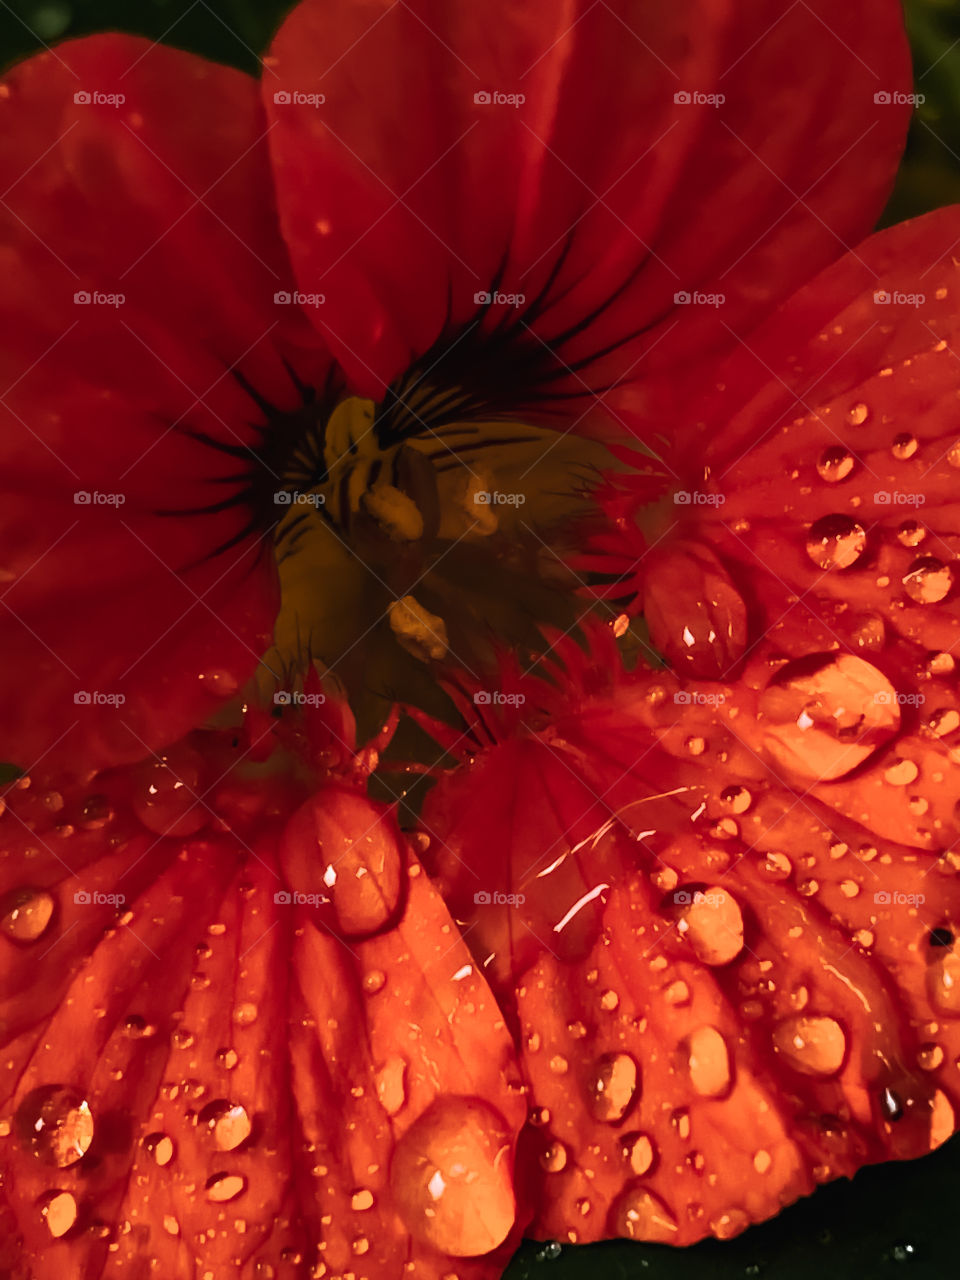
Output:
389,596,449,663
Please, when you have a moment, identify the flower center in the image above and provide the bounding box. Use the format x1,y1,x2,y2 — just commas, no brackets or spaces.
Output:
264,393,609,733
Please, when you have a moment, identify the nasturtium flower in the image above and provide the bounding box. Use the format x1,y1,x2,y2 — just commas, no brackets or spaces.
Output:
0,0,909,770
2,0,956,1276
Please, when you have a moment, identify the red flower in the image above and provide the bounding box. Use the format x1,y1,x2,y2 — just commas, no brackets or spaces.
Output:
2,0,953,1276
0,0,909,772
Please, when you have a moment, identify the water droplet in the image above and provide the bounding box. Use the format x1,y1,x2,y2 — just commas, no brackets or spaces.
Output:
280,788,404,938
206,1172,247,1203
817,447,855,483
847,402,870,426
851,613,886,651
720,785,752,813
891,433,918,460
144,1132,175,1166
41,1190,77,1238
79,794,113,830
760,851,792,881
599,989,619,1012
351,1188,375,1211
131,744,208,837
927,948,960,1014
233,1002,258,1026
162,1214,180,1236
200,1100,252,1152
549,1055,569,1075
896,520,926,548
676,886,743,965
805,515,866,570
918,1043,944,1071
15,1087,94,1167
539,1141,567,1173
926,708,960,739
375,1055,407,1115
0,887,54,942
753,1149,772,1174
363,969,386,995
884,758,919,786
612,1185,678,1243
925,651,955,676
685,1026,731,1097
586,1052,639,1123
903,556,953,604
759,652,900,782
389,1096,516,1256
216,1048,239,1070
685,736,706,756
772,1016,846,1076
620,1132,655,1175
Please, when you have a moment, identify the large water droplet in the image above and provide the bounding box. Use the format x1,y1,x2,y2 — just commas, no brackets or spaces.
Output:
805,515,866,570
200,1100,252,1152
816,447,855,483
903,556,953,604
375,1056,407,1116
620,1132,655,1176
891,433,918,461
612,1185,678,1243
759,652,900,782
586,1052,639,1123
280,787,404,938
390,1096,516,1257
685,1026,732,1097
0,887,54,942
144,1132,175,1166
676,886,743,965
772,1016,846,1076
206,1172,247,1202
41,1189,77,1238
15,1086,94,1167
132,744,209,837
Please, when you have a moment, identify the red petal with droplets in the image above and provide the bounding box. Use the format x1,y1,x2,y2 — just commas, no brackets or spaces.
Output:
0,36,335,775
420,653,960,1246
0,733,525,1277
264,0,909,419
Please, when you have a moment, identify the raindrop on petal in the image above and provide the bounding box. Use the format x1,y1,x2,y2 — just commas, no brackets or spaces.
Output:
390,1096,516,1257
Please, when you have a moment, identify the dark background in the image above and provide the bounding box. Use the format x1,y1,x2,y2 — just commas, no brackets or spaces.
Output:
0,0,957,1275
